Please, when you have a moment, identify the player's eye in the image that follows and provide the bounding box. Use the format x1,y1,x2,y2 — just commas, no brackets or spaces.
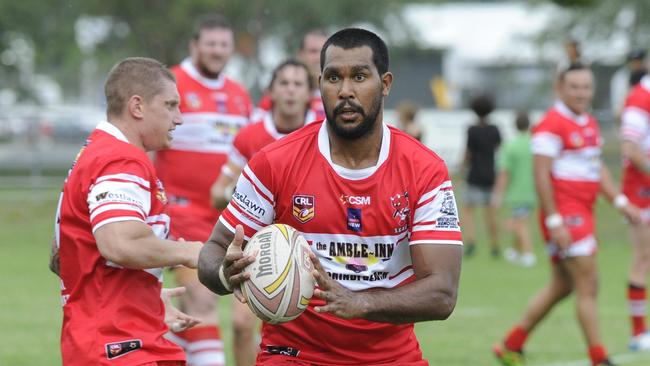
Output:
354,74,366,82
327,74,340,82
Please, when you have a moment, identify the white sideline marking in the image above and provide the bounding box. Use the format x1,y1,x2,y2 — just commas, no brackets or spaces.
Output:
533,351,650,366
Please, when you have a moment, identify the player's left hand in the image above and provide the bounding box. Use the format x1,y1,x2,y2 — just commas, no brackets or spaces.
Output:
621,202,642,225
310,252,369,319
161,287,202,333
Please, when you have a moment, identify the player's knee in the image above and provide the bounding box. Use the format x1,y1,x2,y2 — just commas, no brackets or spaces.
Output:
233,312,256,336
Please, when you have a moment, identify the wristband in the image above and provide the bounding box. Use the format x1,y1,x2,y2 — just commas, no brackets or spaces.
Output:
614,194,629,209
218,264,232,292
544,213,563,229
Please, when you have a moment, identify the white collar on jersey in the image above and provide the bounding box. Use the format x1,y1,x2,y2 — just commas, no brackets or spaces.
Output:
96,121,129,143
554,100,589,126
318,120,391,180
180,58,226,89
263,109,317,139
641,75,650,93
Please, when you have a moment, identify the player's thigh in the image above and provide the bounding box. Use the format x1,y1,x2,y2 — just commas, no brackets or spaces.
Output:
629,224,650,262
562,255,598,295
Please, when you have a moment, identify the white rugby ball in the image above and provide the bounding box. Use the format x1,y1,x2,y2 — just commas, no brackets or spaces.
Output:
241,224,315,324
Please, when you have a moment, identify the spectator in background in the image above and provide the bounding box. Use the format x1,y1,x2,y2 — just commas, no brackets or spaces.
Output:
396,100,422,141
491,111,537,267
462,94,501,257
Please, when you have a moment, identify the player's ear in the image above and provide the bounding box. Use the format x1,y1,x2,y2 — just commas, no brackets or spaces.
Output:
127,95,145,120
381,72,393,97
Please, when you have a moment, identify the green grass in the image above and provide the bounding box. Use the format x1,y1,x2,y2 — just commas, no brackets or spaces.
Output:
1,187,650,365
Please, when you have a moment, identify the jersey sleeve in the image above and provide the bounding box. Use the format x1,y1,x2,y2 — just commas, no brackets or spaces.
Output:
531,117,563,158
621,107,650,144
409,160,463,246
219,151,275,240
87,159,152,233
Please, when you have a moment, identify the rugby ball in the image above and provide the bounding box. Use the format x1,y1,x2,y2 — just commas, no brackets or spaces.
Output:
241,224,315,324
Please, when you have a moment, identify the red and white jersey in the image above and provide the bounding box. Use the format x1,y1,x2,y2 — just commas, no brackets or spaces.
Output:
154,59,253,238
220,121,462,364
55,121,183,366
253,89,325,123
228,111,315,169
531,101,603,207
621,75,650,207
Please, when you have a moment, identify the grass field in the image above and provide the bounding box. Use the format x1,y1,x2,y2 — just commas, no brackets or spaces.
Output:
2,185,650,366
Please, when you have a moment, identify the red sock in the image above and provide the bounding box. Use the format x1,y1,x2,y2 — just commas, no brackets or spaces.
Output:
173,325,224,366
504,325,528,352
588,344,608,366
628,283,647,336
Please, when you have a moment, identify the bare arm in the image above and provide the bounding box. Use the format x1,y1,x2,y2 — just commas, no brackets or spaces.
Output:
491,170,509,207
600,164,641,224
622,140,650,175
49,238,60,277
210,160,242,210
198,221,255,299
94,220,202,269
533,154,557,215
312,244,462,324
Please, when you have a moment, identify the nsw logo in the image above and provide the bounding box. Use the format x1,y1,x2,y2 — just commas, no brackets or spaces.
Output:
292,195,315,223
347,208,362,232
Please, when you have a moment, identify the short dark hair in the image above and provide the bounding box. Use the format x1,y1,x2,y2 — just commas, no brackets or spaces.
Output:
192,14,232,40
469,95,494,118
300,29,328,50
515,111,530,131
320,28,389,75
104,57,175,118
268,59,314,91
557,61,590,82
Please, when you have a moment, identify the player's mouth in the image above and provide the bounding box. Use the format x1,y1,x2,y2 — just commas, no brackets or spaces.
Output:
334,101,364,123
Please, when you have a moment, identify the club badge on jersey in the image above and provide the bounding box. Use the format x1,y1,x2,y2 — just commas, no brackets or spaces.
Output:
390,191,410,233
292,195,315,223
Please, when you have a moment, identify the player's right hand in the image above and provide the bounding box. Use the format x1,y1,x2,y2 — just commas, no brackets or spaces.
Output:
222,225,256,302
550,225,572,251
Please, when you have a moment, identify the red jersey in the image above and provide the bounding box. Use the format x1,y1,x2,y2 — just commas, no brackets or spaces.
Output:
621,76,650,208
531,101,602,208
531,102,603,259
155,59,253,240
220,121,462,365
228,111,315,169
55,122,183,365
254,90,325,123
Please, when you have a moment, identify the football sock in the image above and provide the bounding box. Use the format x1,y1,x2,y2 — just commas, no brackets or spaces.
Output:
173,326,225,366
503,325,528,352
628,283,647,336
588,344,608,366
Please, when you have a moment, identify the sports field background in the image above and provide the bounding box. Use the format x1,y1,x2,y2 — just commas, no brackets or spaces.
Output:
2,137,650,365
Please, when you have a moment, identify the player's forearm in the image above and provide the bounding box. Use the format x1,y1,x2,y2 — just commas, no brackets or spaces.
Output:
49,242,61,277
599,164,620,203
198,241,230,295
622,140,650,175
104,235,195,269
356,273,459,324
534,161,557,215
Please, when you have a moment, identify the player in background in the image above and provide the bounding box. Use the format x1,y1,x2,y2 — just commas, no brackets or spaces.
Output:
199,27,463,366
494,63,640,366
209,59,313,366
491,111,537,267
620,61,650,351
461,95,501,257
256,29,327,121
155,15,253,366
50,57,202,366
